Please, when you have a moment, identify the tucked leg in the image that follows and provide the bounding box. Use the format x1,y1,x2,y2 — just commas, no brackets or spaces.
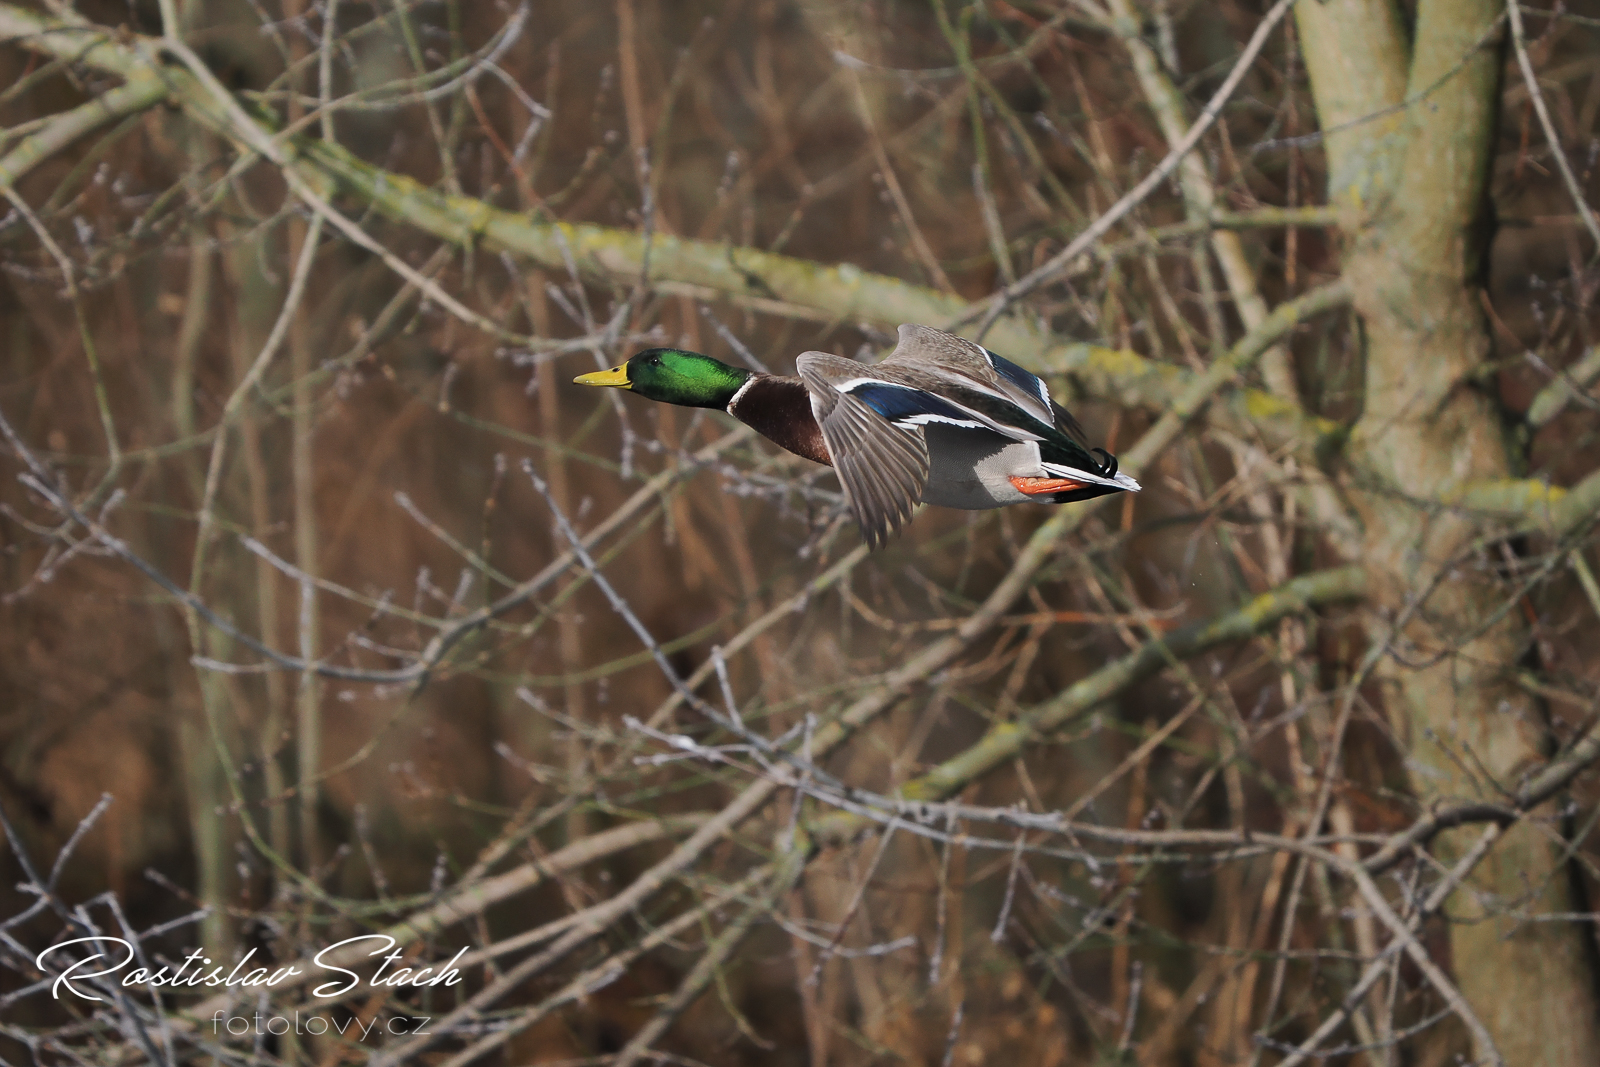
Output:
1008,475,1085,496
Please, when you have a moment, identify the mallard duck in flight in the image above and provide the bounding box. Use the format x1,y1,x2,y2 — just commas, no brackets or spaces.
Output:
575,324,1139,548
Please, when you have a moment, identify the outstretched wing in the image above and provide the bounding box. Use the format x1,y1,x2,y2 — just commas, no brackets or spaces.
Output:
795,351,933,549
883,324,1088,443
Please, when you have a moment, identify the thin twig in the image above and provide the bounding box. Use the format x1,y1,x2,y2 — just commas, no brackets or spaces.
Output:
1506,0,1600,259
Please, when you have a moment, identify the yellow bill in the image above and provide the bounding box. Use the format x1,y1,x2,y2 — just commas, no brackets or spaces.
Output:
574,366,632,389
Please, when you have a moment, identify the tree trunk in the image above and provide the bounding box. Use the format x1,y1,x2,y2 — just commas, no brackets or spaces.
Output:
1299,0,1600,1061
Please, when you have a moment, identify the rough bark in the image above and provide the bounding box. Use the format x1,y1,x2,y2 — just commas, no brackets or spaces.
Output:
1298,0,1600,1061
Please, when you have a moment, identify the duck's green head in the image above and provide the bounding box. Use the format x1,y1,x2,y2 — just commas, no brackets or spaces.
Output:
574,348,751,409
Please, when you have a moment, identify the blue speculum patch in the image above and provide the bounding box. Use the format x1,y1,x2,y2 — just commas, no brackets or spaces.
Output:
848,381,982,427
988,352,1050,407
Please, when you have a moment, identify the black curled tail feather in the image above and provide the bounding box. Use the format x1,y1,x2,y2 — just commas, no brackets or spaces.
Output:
1091,448,1118,479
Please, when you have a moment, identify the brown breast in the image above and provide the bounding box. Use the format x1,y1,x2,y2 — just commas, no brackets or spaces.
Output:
727,376,832,467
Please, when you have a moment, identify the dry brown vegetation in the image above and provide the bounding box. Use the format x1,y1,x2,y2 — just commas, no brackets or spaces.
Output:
1,0,1599,1064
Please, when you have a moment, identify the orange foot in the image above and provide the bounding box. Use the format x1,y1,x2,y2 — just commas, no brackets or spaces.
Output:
1009,475,1086,496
